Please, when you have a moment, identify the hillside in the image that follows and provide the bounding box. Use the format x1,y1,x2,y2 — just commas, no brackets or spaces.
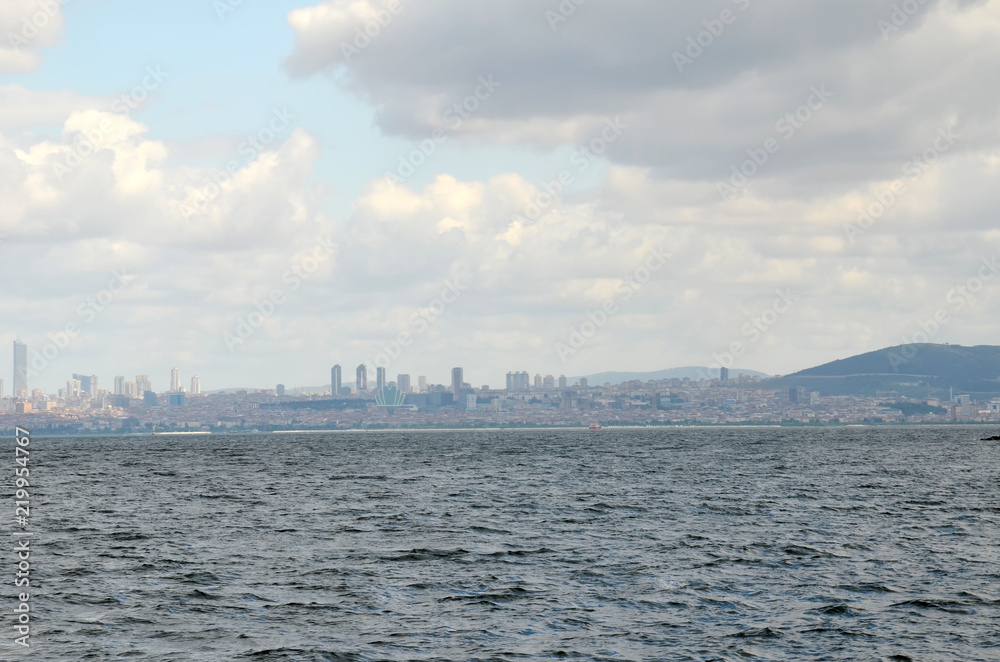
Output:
766,344,1000,397
579,367,769,386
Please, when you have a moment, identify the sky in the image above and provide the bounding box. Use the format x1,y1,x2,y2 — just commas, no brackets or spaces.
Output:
2,0,1000,393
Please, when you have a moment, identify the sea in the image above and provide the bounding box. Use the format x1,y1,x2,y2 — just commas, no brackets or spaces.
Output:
6,426,999,660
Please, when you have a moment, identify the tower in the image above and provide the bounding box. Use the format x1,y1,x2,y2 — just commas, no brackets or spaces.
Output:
376,366,387,391
356,364,367,392
170,368,180,392
13,340,27,398
331,364,342,396
190,375,201,395
452,367,464,395
397,374,411,393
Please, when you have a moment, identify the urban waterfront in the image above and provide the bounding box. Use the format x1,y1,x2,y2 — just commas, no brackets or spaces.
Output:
9,426,999,660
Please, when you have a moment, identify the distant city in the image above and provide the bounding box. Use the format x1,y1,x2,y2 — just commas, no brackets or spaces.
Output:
3,340,997,434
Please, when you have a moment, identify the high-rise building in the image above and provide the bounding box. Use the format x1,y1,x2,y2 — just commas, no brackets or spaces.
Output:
579,377,589,388
356,364,367,392
534,374,542,390
543,375,555,390
72,374,98,398
418,376,427,392
506,371,530,391
136,375,151,394
13,341,27,398
114,376,126,395
170,368,181,392
397,374,411,394
377,367,387,391
558,375,568,388
190,375,201,395
125,380,138,398
331,365,342,396
276,384,286,397
67,379,82,399
451,368,464,395
0,379,4,399
720,367,730,382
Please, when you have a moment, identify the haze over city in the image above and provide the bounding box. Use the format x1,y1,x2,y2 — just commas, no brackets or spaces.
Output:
4,0,1000,393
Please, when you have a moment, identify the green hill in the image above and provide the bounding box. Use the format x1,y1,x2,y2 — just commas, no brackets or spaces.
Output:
765,344,1000,397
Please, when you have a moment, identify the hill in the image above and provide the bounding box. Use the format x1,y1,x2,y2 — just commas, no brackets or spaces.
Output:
766,344,1000,397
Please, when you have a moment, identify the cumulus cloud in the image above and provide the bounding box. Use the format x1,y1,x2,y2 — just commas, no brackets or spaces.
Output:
286,0,1000,193
0,0,66,73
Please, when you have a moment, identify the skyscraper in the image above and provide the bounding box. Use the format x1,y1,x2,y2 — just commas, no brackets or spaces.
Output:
543,375,555,390
190,375,201,395
452,367,464,394
170,368,181,392
73,374,98,398
720,367,730,382
397,374,411,394
114,376,126,395
13,341,27,398
506,371,530,391
136,375,151,395
376,366,387,391
356,364,367,392
331,364,342,396
418,376,427,392
534,374,542,390
559,375,568,388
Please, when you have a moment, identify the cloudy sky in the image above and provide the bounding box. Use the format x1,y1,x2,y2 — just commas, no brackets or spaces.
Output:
2,0,999,393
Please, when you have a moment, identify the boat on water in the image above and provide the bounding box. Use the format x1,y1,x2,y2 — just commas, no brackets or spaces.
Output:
589,422,602,430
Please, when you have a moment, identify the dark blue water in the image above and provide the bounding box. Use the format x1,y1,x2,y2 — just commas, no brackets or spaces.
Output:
7,427,1000,660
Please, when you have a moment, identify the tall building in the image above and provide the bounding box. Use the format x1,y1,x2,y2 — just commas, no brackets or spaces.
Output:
124,380,138,398
720,367,730,382
376,367,387,391
67,379,82,399
73,374,98,398
136,375,151,395
170,368,181,392
418,376,427,392
114,376,126,396
506,371,530,391
558,375,568,388
579,377,589,388
356,364,367,392
276,384,286,397
451,368,464,395
0,379,4,399
331,365,342,396
534,374,542,390
13,341,27,398
397,374,411,394
190,375,201,395
543,375,555,390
